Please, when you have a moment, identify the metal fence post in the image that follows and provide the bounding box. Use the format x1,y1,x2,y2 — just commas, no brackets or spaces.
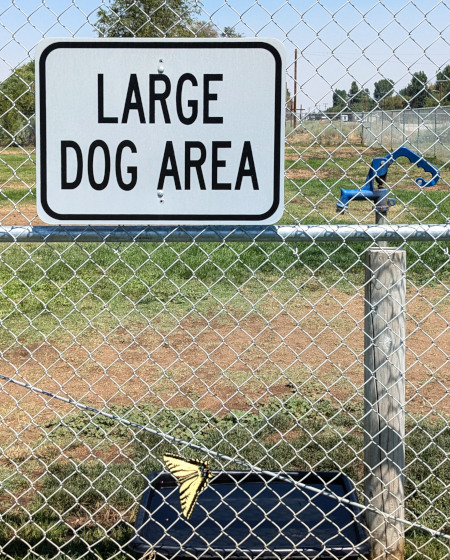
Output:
364,248,406,560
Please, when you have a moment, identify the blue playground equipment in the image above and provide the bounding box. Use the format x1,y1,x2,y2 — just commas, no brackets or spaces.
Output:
336,146,440,213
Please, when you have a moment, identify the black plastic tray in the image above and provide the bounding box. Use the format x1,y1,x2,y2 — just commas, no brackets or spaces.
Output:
130,470,370,558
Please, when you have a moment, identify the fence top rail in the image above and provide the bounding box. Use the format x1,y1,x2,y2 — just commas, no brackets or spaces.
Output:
0,224,449,243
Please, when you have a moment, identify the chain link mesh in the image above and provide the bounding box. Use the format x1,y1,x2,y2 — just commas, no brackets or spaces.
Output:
0,1,449,559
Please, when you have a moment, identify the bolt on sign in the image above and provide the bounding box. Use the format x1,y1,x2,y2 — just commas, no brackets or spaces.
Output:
36,38,285,225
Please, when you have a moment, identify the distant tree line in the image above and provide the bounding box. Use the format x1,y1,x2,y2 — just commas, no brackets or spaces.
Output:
0,61,35,145
0,0,241,145
330,66,450,114
1,0,449,144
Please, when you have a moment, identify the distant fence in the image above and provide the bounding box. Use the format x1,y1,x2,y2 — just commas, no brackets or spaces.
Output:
362,107,450,159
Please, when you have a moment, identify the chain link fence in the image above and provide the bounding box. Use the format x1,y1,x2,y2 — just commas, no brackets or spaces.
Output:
362,107,450,159
0,1,449,559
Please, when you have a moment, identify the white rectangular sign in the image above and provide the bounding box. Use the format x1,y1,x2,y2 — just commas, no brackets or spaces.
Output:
36,38,285,225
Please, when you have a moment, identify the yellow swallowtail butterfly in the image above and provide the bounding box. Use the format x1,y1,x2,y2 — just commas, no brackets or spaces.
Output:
163,454,213,520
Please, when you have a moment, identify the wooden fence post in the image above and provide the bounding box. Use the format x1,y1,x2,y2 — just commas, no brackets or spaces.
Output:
364,248,406,560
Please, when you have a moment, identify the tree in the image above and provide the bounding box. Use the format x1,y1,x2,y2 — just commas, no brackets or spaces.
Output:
332,88,347,108
348,81,360,107
400,71,429,108
221,26,242,38
347,81,374,111
379,95,406,111
0,61,35,145
434,65,450,104
96,0,217,38
373,78,394,102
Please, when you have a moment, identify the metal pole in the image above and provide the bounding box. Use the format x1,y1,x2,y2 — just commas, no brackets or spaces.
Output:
417,112,420,153
375,191,389,248
434,109,437,158
1,224,450,244
390,112,393,151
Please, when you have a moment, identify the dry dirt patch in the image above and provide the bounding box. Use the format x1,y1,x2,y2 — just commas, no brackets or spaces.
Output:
0,285,448,439
0,204,44,225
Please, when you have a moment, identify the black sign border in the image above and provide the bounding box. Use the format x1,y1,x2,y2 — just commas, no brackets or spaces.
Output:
38,40,283,223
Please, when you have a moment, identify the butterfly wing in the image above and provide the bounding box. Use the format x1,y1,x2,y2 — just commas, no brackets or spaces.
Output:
163,454,202,480
178,469,209,520
163,454,212,519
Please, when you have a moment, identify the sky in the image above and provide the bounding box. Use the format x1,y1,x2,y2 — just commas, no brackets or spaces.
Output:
1,0,449,111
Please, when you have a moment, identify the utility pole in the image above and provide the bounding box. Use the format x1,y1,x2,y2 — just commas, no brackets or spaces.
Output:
294,48,297,121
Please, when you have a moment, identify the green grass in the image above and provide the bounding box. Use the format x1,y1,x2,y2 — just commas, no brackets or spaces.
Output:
1,146,449,223
0,151,36,185
282,141,450,226
0,238,449,348
0,399,447,559
0,186,35,205
285,156,362,173
283,176,450,225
